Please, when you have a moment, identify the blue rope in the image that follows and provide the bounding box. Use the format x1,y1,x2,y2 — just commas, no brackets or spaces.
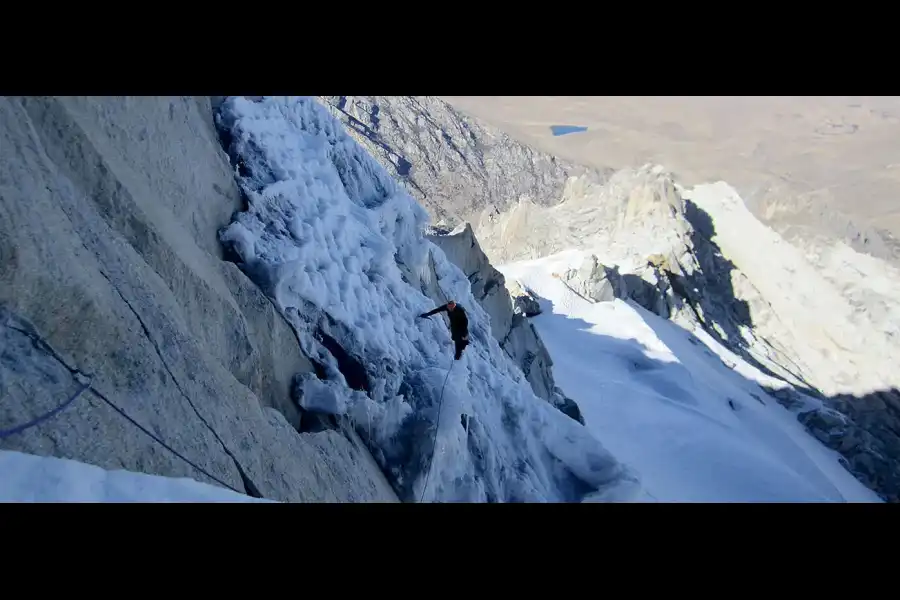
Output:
418,360,454,503
0,374,242,494
0,353,244,494
89,385,242,494
0,380,91,439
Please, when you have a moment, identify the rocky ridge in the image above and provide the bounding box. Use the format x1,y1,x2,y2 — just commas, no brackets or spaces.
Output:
318,95,610,228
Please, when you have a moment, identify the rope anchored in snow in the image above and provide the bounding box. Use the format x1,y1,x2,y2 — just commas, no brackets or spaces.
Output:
418,360,454,503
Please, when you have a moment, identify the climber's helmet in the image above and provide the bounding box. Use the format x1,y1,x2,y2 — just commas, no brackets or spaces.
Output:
447,301,456,310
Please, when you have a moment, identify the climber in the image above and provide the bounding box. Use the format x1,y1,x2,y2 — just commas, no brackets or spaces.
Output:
417,300,469,360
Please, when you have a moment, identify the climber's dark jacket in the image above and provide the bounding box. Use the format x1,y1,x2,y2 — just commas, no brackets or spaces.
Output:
419,302,469,341
418,302,470,360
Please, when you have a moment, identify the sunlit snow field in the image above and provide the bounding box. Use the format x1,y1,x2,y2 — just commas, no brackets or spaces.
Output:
500,252,882,503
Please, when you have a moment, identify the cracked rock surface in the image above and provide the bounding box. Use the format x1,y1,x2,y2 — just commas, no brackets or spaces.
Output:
319,95,609,229
0,96,397,502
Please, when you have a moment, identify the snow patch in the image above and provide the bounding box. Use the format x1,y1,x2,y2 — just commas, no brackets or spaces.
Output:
0,450,271,502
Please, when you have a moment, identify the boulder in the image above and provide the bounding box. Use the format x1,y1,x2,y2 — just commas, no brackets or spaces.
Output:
507,279,542,317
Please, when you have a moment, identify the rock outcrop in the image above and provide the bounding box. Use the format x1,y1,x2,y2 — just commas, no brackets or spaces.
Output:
477,165,690,264
556,252,697,328
507,280,542,317
793,389,900,502
426,223,583,424
0,96,397,502
425,223,512,342
758,383,900,503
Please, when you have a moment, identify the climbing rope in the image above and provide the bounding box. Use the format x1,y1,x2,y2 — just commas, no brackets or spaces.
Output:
418,359,454,503
0,379,92,439
416,251,478,502
88,384,242,494
1,329,243,494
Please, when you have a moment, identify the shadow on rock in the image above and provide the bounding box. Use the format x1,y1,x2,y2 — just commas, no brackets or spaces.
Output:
671,200,817,392
681,200,753,348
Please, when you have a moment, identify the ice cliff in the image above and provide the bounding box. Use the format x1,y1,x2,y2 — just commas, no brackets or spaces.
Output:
214,96,638,502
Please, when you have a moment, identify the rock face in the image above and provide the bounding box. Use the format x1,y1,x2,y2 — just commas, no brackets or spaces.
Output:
477,165,690,263
318,95,610,228
426,223,583,424
0,96,397,502
425,223,512,342
793,389,900,502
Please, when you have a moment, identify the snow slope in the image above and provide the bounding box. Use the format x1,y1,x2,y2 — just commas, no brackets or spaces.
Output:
214,96,640,503
0,450,271,502
500,254,883,502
